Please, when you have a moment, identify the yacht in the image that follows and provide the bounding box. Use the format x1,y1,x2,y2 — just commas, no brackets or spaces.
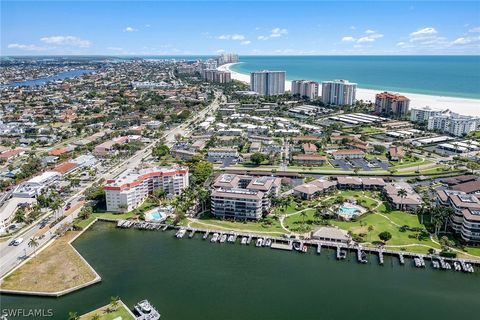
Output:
241,237,247,245
228,234,235,243
453,261,462,271
175,229,186,238
432,260,440,269
133,300,160,320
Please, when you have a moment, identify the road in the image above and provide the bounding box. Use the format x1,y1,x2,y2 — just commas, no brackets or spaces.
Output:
0,92,223,278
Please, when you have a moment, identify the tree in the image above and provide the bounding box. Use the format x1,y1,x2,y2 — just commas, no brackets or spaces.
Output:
378,231,392,242
300,210,308,228
250,152,266,165
109,296,120,312
91,314,100,320
28,237,39,257
373,144,387,154
67,311,79,320
353,167,360,176
397,188,408,210
190,160,213,186
79,205,93,220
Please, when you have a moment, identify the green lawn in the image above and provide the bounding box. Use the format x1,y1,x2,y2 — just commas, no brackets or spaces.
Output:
189,218,286,235
80,303,134,320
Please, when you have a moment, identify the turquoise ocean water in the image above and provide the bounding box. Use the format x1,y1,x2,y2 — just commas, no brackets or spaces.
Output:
230,56,480,99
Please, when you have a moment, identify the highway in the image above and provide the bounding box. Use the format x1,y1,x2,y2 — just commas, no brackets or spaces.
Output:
0,92,223,278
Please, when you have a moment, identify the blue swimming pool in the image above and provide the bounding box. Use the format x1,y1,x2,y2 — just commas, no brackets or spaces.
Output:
339,207,359,215
150,212,164,221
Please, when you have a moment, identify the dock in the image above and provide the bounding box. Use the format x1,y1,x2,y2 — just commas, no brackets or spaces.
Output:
111,219,480,273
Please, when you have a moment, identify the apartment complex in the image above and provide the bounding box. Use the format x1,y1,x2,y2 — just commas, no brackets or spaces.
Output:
383,182,423,211
427,111,478,137
250,70,286,96
105,166,189,212
210,174,282,220
375,92,410,119
410,106,444,123
201,69,231,84
291,80,319,100
216,53,239,65
321,79,357,106
436,189,480,243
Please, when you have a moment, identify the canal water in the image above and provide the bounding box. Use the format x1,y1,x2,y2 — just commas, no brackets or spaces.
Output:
1,69,94,88
1,221,479,320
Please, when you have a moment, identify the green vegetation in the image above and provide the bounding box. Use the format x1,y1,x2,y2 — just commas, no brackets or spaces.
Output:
79,299,134,320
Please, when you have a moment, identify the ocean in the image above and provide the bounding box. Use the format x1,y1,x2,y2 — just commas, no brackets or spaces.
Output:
230,56,480,99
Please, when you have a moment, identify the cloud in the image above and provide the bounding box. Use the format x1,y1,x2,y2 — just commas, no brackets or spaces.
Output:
341,36,355,42
257,27,288,40
365,29,375,34
240,40,251,45
40,35,91,47
409,27,437,41
7,43,46,51
451,36,480,46
217,34,246,41
123,26,137,32
357,32,383,43
468,27,480,33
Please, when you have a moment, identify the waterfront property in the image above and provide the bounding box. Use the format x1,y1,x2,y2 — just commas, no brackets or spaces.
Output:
104,165,189,212
436,189,480,243
210,174,281,220
250,70,286,96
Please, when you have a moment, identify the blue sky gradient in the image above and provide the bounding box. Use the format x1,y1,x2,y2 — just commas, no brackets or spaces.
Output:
1,1,479,55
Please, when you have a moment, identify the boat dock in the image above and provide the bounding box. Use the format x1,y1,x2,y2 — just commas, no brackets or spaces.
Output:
113,219,480,273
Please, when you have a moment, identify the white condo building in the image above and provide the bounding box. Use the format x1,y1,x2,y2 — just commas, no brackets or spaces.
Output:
427,111,478,137
321,79,357,106
291,80,319,100
410,106,444,123
250,71,286,96
105,166,189,212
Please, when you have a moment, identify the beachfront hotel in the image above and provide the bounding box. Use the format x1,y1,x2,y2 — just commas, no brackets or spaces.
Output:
250,70,286,96
291,80,319,100
210,174,282,220
105,165,189,212
375,92,410,119
321,79,357,106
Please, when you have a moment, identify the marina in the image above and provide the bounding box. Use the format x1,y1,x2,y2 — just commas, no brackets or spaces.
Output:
115,219,480,272
2,221,479,320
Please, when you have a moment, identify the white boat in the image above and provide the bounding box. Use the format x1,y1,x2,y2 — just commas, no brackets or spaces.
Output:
453,261,462,271
264,238,272,247
211,233,219,242
432,260,440,269
228,234,235,243
175,229,186,238
133,299,161,320
292,241,302,251
256,238,264,247
220,234,227,243
241,237,247,245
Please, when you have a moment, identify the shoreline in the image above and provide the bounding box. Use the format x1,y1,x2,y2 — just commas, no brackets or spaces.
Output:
218,63,480,117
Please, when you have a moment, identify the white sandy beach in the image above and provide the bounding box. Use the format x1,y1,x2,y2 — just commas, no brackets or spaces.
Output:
218,63,480,117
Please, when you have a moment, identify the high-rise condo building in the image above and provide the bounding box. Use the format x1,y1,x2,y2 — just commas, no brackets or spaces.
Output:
427,111,478,137
250,71,286,96
201,69,232,83
216,53,239,65
410,106,444,123
105,166,189,212
291,80,319,100
375,92,410,119
321,79,357,106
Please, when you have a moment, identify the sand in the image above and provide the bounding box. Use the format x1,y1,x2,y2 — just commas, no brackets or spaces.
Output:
218,63,480,117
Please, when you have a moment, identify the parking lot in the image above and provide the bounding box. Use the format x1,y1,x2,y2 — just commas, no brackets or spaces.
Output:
330,158,389,171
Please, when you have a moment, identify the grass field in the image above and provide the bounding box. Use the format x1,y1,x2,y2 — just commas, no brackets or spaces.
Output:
80,301,134,320
1,231,97,293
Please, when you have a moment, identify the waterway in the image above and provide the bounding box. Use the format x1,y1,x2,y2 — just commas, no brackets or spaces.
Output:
1,69,94,88
1,221,479,320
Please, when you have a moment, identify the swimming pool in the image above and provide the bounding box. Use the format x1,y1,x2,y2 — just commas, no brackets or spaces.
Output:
338,207,360,215
151,212,164,221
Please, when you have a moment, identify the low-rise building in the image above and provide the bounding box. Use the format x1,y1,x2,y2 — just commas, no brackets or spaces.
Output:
12,171,61,198
383,182,422,211
332,149,365,160
292,154,327,165
389,146,405,161
105,165,189,212
293,179,337,199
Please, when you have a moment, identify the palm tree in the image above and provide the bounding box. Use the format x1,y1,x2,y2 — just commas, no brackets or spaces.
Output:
397,188,408,210
67,311,79,320
109,296,120,312
300,210,308,228
28,237,39,257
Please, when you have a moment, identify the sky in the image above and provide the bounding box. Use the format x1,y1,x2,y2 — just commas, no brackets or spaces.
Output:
1,0,480,55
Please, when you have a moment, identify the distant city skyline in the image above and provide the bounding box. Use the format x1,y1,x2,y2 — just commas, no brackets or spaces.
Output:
2,1,480,56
